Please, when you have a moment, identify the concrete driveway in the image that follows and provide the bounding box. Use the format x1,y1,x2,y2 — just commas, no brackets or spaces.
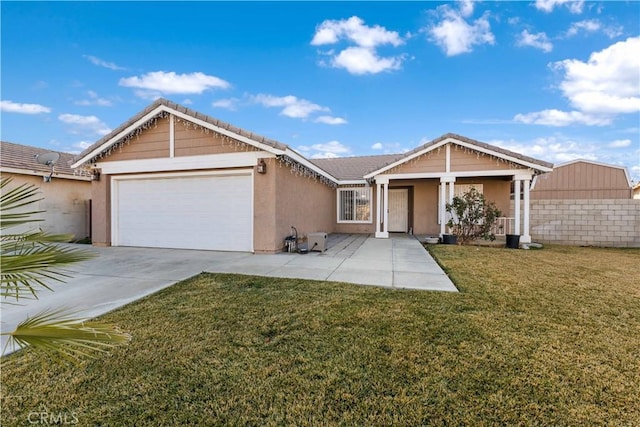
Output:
1,234,455,355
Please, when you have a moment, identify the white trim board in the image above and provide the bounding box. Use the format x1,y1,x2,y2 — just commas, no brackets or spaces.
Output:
96,152,272,175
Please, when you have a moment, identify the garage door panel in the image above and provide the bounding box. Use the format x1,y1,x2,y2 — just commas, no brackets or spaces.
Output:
115,174,252,251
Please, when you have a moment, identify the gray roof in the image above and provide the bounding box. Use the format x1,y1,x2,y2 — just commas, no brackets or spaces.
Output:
74,98,289,165
0,141,83,178
401,133,554,170
311,154,404,181
73,99,554,181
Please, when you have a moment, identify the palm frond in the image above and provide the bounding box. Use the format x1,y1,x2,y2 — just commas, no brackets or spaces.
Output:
0,177,45,229
2,308,131,364
1,237,94,300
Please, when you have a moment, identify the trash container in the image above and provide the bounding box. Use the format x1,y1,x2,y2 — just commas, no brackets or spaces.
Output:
506,234,520,249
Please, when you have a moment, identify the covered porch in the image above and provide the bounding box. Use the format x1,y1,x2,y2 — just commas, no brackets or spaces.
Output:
363,135,553,244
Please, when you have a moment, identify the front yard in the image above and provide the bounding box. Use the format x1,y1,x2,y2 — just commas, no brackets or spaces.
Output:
2,245,638,425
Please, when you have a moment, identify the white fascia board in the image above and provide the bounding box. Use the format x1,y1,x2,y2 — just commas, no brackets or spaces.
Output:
72,104,288,168
375,169,534,181
97,152,273,175
363,139,451,179
283,148,338,183
453,139,553,172
169,108,287,155
0,167,92,181
71,105,168,168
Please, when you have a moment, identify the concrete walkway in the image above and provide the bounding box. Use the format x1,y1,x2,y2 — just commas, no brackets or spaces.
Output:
1,235,456,355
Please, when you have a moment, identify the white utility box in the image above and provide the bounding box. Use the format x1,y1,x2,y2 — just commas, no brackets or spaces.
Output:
307,232,327,252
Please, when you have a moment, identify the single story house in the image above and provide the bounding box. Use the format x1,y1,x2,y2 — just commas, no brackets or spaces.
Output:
531,159,633,199
0,141,92,239
72,99,553,253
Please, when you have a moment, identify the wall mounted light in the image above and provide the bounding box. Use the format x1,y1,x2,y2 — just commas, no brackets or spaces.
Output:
92,169,101,181
257,159,267,174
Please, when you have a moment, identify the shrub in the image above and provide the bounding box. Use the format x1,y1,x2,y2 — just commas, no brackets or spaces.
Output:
446,187,501,244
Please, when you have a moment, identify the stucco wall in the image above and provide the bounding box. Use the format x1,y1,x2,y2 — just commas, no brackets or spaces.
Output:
91,175,111,246
528,199,640,248
4,173,91,240
270,160,335,253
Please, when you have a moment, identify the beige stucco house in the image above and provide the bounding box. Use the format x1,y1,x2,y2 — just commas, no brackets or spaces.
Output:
72,99,553,253
0,141,92,239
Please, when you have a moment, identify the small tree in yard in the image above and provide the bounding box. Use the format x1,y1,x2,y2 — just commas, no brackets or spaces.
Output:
446,187,502,245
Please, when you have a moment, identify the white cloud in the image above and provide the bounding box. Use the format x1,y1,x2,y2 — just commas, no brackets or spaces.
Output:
75,90,113,107
535,0,584,14
514,109,610,126
0,100,51,114
250,94,329,119
514,37,640,127
58,113,111,136
427,4,495,56
490,135,598,165
298,140,351,159
370,141,408,154
83,55,125,71
553,37,640,115
212,98,239,111
314,115,347,125
517,30,553,52
119,71,230,98
331,46,404,75
565,19,623,39
311,16,406,75
311,16,403,48
608,139,631,148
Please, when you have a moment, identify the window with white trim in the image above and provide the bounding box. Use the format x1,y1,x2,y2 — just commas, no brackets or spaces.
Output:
337,187,372,223
455,183,483,196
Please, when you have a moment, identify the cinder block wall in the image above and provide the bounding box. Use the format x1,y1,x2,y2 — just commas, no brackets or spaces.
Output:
520,199,640,247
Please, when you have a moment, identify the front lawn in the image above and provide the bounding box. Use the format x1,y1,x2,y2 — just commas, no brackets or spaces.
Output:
2,245,639,425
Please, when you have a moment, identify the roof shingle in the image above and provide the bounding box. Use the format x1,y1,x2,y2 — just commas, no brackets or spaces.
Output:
0,141,84,178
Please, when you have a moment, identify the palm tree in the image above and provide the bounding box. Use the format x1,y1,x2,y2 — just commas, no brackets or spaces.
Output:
1,177,130,363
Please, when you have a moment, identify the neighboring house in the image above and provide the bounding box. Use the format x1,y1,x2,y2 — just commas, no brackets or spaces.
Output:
633,183,640,200
531,159,633,199
0,141,92,239
72,99,553,253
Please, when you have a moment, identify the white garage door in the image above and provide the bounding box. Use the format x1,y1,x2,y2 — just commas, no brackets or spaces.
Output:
113,172,253,252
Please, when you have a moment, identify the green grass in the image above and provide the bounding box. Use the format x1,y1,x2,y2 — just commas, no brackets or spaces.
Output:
2,245,639,426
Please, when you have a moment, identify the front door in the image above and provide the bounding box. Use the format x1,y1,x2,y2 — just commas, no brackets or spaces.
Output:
388,189,408,232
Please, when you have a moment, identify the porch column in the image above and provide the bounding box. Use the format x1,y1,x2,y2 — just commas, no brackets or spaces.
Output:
513,178,521,236
376,177,389,238
375,181,382,237
440,177,455,236
522,178,532,243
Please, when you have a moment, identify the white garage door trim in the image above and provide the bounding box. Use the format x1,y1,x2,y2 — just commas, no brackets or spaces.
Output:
111,170,253,252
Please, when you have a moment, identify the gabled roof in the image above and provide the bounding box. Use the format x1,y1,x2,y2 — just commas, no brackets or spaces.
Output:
71,98,338,184
0,141,90,180
553,159,632,187
310,154,404,181
363,133,554,178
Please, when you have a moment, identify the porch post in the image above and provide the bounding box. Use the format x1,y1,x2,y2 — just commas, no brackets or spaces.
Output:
375,181,382,236
513,178,521,236
522,178,532,243
440,177,455,236
376,177,389,238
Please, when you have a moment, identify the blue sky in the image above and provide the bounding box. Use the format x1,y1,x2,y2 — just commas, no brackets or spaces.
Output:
2,1,639,181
